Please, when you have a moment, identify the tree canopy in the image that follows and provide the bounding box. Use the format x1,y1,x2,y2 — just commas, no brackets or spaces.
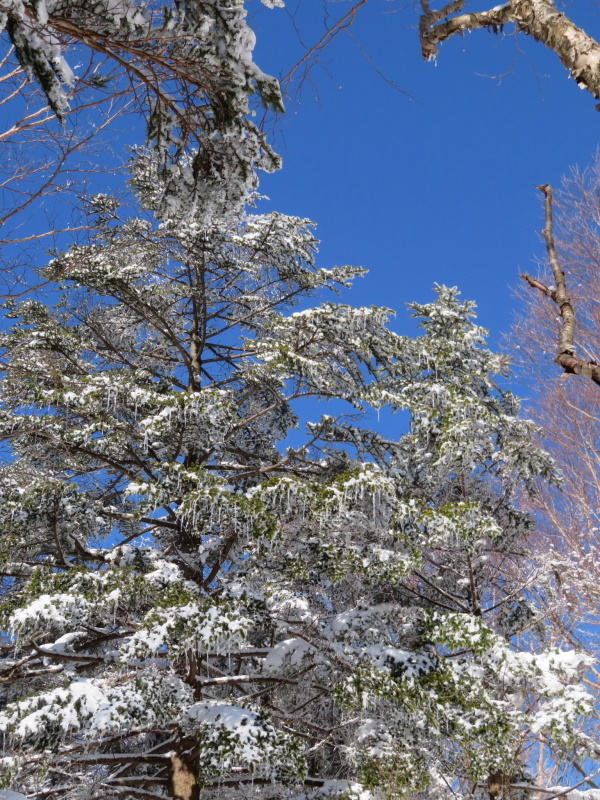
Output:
0,2,600,800
0,166,595,799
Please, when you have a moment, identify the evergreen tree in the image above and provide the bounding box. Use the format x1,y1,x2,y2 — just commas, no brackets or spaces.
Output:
0,168,595,799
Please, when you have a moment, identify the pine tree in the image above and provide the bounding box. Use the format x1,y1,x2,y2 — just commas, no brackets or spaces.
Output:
0,166,595,800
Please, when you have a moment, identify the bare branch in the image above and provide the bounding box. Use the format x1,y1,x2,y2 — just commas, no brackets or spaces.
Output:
521,184,600,386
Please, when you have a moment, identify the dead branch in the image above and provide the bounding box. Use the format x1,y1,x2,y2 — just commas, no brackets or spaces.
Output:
522,184,600,386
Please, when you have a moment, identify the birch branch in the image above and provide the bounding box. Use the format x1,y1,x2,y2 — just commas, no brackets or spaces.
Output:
420,0,600,104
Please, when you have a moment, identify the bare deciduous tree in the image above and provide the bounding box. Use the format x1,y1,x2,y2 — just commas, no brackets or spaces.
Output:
511,165,600,660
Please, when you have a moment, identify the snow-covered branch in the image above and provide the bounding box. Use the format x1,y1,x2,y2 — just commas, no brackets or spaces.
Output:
420,0,600,103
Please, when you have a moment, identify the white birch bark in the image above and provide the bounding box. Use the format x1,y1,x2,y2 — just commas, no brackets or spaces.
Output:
421,0,600,102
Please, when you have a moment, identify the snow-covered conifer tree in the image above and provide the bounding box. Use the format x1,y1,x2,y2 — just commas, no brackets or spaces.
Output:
0,162,596,800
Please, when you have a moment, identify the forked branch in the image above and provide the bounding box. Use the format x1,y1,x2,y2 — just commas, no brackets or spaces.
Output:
521,185,600,386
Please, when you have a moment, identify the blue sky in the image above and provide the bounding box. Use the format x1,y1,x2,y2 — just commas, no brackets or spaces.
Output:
250,0,600,353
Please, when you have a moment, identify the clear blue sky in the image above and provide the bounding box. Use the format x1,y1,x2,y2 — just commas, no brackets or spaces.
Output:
250,0,600,351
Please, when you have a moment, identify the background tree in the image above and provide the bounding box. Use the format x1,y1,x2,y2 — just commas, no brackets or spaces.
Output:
512,165,600,681
0,162,594,800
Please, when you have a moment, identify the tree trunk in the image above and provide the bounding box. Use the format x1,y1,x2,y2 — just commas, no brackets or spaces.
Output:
167,748,199,800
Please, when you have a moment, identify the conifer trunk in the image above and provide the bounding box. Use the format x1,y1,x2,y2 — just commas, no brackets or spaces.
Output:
168,749,200,800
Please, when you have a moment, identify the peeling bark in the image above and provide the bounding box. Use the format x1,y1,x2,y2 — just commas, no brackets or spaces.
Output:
522,185,600,387
420,0,600,102
167,737,200,800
